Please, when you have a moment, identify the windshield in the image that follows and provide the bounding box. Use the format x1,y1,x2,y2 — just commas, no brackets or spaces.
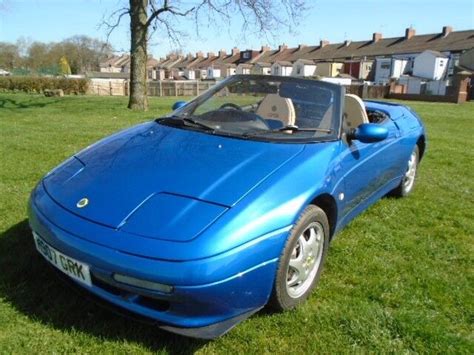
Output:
161,75,343,142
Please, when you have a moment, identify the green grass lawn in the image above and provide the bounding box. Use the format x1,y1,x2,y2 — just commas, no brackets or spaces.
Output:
0,93,473,354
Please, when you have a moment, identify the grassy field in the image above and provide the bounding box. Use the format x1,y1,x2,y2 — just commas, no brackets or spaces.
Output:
0,93,472,354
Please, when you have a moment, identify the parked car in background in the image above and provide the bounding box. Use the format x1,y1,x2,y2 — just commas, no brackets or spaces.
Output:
28,75,426,338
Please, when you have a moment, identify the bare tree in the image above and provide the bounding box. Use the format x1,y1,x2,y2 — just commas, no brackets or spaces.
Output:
105,0,306,111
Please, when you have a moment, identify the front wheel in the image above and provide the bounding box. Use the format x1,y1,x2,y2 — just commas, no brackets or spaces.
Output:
269,205,329,311
391,145,419,197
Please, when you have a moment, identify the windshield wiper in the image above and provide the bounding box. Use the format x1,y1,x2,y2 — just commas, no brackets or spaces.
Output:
274,125,332,134
157,116,215,131
182,117,216,131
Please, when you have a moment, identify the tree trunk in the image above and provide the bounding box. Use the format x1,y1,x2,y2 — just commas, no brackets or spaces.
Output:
128,0,148,110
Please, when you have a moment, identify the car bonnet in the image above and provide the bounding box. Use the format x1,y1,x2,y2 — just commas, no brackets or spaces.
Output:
42,122,304,241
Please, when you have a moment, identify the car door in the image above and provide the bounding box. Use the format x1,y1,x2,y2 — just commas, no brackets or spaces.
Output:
338,119,401,221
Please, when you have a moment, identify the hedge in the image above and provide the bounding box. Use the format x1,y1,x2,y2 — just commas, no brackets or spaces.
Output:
0,76,89,95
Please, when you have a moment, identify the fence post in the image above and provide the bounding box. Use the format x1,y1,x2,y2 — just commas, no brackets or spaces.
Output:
196,81,199,96
362,83,368,99
174,82,178,96
452,72,471,103
159,81,162,97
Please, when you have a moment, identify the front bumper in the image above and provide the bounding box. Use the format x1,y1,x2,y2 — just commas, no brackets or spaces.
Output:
28,186,288,338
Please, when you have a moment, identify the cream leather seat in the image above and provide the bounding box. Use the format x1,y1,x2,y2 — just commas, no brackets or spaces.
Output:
256,94,296,126
344,94,369,129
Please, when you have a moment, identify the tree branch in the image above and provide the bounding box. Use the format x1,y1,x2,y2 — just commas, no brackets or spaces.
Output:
146,0,169,27
147,0,196,27
101,7,130,43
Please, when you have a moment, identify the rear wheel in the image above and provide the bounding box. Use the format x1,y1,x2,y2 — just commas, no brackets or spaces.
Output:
391,145,419,197
269,205,329,311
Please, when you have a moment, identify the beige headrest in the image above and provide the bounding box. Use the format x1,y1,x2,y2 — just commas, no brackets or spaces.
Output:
256,94,296,126
344,94,369,129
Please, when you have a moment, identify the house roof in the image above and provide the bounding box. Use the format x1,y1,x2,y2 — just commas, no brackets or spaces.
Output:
195,55,219,69
169,55,203,70
420,49,449,58
273,61,293,66
255,62,272,67
100,55,130,68
157,56,183,69
97,29,473,76
207,52,241,68
187,57,208,69
146,57,160,67
101,54,161,69
295,59,316,65
257,29,474,63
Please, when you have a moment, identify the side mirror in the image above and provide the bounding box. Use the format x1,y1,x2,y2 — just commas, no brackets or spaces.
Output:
172,101,187,110
349,123,388,143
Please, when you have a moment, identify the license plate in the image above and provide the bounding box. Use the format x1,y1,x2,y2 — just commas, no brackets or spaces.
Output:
33,232,92,287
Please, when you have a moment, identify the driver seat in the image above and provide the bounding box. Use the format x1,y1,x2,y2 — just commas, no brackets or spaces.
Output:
256,94,296,126
344,94,369,129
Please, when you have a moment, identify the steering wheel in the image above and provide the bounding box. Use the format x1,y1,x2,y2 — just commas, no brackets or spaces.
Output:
219,103,242,111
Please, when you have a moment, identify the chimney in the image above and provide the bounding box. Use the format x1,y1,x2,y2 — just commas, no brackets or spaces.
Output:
344,40,351,47
278,44,288,52
372,32,382,43
320,40,329,48
207,52,215,58
187,53,193,60
218,49,227,57
260,45,271,52
196,51,203,58
442,26,453,37
297,44,307,51
231,47,240,56
405,27,416,40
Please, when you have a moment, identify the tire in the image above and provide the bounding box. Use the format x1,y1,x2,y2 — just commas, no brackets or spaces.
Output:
391,145,419,197
269,205,329,311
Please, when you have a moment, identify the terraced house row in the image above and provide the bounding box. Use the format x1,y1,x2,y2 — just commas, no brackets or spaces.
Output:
99,26,474,84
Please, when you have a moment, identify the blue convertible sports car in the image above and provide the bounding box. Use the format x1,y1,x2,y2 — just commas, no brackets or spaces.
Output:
28,75,426,338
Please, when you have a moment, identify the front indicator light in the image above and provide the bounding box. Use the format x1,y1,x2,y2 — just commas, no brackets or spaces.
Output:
113,273,173,293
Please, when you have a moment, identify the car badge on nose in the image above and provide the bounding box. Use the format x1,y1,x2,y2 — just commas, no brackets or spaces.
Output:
76,198,89,208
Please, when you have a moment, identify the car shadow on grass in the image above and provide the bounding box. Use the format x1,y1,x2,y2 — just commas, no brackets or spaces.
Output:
0,220,208,354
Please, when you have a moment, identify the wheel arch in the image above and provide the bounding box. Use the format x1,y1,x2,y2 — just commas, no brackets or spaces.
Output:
310,193,338,239
417,135,426,161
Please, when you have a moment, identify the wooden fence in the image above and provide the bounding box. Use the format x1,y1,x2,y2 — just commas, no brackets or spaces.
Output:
88,79,127,96
88,78,391,99
87,76,472,103
344,84,390,99
147,80,216,97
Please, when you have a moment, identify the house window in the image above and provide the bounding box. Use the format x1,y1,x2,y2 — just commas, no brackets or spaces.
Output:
243,52,250,59
381,63,390,69
297,66,302,75
440,61,445,67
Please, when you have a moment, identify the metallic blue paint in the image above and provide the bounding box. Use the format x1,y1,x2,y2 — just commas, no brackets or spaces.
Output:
172,101,187,110
353,123,389,143
28,90,426,338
